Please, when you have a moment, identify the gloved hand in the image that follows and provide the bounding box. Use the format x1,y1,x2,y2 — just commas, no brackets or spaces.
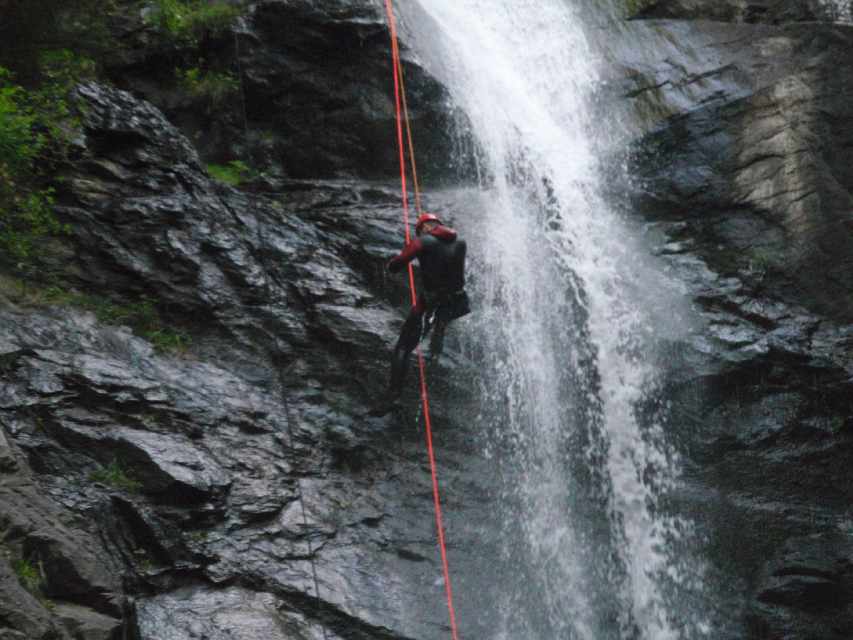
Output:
387,257,403,273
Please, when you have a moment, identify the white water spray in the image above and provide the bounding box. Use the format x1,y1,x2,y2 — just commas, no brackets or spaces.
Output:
819,0,853,21
399,0,705,638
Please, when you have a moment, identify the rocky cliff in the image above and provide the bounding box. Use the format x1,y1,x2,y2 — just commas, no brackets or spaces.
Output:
1,2,480,639
611,1,853,636
2,0,853,639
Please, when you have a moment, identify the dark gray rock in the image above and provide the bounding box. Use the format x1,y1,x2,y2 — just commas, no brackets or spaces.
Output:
0,558,70,640
54,83,404,377
632,0,852,22
52,603,122,640
2,0,850,638
136,585,332,640
103,0,459,181
605,3,853,636
0,428,18,473
58,422,231,499
0,460,123,617
613,19,853,322
0,412,124,639
2,75,480,640
749,533,853,638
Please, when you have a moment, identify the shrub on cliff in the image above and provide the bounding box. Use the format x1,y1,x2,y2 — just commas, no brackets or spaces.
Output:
151,2,246,118
207,160,256,185
0,53,94,266
0,68,65,265
147,0,243,45
176,67,239,106
625,0,655,17
0,0,117,84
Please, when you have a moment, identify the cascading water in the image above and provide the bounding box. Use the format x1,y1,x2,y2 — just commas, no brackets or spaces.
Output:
819,0,853,21
396,1,710,638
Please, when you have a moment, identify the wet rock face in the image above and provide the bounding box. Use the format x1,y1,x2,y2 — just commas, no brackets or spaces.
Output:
60,81,404,361
135,586,317,640
2,78,483,639
611,2,853,637
750,533,853,637
0,408,124,640
620,20,853,322
106,0,457,181
2,1,851,639
633,0,852,22
234,0,455,180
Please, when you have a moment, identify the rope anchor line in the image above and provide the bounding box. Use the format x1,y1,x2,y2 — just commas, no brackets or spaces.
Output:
280,381,330,640
382,2,461,639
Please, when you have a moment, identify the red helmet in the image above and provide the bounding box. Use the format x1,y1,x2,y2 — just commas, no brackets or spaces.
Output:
415,212,441,233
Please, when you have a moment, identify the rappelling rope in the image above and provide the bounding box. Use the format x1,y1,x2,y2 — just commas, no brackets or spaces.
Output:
233,22,328,640
382,3,461,639
385,0,417,302
396,56,423,215
234,17,329,640
280,379,330,640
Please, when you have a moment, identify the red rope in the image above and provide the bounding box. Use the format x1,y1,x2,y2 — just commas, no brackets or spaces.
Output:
416,352,460,639
383,3,461,639
385,0,417,304
397,55,424,215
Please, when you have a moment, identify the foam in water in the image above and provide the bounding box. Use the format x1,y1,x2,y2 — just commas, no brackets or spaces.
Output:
398,0,707,638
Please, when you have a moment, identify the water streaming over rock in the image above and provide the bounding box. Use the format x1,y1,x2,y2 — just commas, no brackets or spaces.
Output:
397,1,709,638
820,0,853,21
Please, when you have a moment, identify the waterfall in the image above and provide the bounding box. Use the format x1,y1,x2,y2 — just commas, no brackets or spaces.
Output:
397,1,709,638
820,0,853,21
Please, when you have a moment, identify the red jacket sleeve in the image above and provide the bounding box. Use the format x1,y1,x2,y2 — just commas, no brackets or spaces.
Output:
388,238,423,273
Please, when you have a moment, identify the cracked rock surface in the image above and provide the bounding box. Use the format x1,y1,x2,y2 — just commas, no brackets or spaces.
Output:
603,2,853,636
1,65,482,640
2,1,853,638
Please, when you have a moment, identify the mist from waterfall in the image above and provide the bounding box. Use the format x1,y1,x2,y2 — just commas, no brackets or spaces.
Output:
396,0,711,638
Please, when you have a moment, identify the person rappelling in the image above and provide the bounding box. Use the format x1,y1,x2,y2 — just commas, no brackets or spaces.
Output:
370,212,470,416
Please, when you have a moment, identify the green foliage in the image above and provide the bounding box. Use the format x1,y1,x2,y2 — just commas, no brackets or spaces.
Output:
0,71,40,171
13,557,43,594
90,459,143,492
0,0,118,83
39,49,97,86
207,160,255,186
0,188,63,262
177,67,238,105
12,555,54,608
153,2,245,113
0,63,79,266
43,287,191,354
1,279,191,354
186,529,208,542
746,247,777,280
148,0,243,44
625,0,654,16
146,327,192,353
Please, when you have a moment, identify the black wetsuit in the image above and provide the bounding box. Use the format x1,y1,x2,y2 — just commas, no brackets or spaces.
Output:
386,225,470,394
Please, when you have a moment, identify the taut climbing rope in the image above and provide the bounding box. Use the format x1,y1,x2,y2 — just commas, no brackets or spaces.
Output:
280,383,330,640
382,3,461,639
232,20,328,640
